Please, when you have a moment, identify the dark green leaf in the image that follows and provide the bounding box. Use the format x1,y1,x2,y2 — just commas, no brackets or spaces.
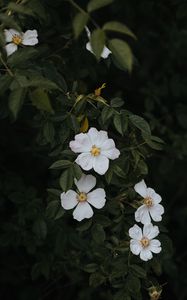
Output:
91,224,106,244
103,21,136,39
49,160,72,170
87,0,114,12
109,39,133,72
90,29,106,60
73,12,89,38
8,88,26,119
59,168,74,191
129,114,151,136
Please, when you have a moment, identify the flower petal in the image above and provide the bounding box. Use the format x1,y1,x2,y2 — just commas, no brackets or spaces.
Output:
5,43,18,56
69,133,92,153
87,188,106,208
129,224,142,240
149,239,162,253
60,190,78,210
22,30,38,45
85,26,91,38
75,153,94,171
93,155,109,175
130,240,142,255
135,205,151,225
143,224,159,239
147,188,162,204
140,248,153,261
101,46,111,58
4,29,13,42
74,174,96,193
73,202,93,221
87,127,99,144
101,139,120,159
86,41,93,54
134,180,147,198
149,204,164,222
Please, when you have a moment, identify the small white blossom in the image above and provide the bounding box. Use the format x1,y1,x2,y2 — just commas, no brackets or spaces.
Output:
85,27,111,59
60,173,106,221
4,29,38,56
129,223,161,261
134,180,164,225
69,127,120,175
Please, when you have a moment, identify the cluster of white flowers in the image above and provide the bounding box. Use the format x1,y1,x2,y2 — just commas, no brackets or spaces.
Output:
129,180,164,261
61,127,120,221
4,28,38,56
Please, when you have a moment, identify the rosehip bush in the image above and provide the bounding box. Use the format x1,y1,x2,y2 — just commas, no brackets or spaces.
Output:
1,0,184,299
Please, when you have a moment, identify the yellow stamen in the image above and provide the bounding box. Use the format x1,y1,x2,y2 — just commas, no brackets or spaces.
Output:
12,35,22,45
140,237,150,248
144,197,153,207
77,192,87,202
90,145,100,156
94,83,106,97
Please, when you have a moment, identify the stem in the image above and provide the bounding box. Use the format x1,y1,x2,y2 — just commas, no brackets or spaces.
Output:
0,54,14,77
68,0,99,29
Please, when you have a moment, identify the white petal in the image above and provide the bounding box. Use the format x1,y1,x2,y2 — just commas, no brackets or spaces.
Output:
140,249,153,261
87,188,106,208
5,43,18,56
22,30,38,45
85,26,91,38
101,46,111,58
69,133,92,153
73,202,93,221
147,187,162,204
74,174,96,193
149,239,162,254
4,29,13,42
134,180,147,197
135,205,151,225
129,224,142,240
93,155,109,175
143,224,159,239
60,190,78,210
87,128,99,145
95,131,109,147
149,204,164,222
86,41,93,54
75,153,94,171
130,240,142,255
101,139,120,159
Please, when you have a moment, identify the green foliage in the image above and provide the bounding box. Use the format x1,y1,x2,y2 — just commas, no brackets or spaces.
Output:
0,0,185,300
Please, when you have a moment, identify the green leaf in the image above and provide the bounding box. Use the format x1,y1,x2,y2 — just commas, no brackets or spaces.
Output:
101,106,113,124
111,97,124,108
87,0,114,12
7,2,34,16
113,165,126,178
73,164,83,180
129,265,146,278
129,114,151,136
89,272,105,287
59,168,74,191
126,274,141,294
30,88,54,114
49,160,72,170
8,88,27,119
103,21,136,39
83,263,98,273
90,29,106,60
0,13,21,31
109,39,133,72
113,114,123,135
91,224,105,244
73,12,89,38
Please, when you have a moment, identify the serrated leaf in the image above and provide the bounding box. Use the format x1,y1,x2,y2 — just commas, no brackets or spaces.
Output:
73,164,83,180
109,39,133,72
7,2,34,16
32,219,47,240
73,12,89,38
87,0,114,12
91,224,105,244
30,88,54,113
83,263,98,273
129,114,151,136
8,88,26,119
59,168,74,191
111,97,124,108
103,21,136,39
113,114,123,135
49,160,72,170
129,265,146,278
90,29,106,60
89,272,105,287
101,106,113,124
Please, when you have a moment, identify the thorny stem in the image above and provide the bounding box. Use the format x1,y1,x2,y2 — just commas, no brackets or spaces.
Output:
0,54,14,77
68,0,99,29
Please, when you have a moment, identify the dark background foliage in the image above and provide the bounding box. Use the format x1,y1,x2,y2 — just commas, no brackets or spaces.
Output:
0,0,187,299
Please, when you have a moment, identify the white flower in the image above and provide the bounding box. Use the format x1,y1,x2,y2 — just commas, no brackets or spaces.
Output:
134,180,164,225
85,27,111,59
4,29,38,56
69,127,120,175
60,173,106,221
129,223,161,261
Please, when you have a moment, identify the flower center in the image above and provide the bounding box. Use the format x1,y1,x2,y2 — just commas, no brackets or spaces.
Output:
90,145,100,156
143,197,153,207
12,34,22,45
140,237,150,248
77,192,87,202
